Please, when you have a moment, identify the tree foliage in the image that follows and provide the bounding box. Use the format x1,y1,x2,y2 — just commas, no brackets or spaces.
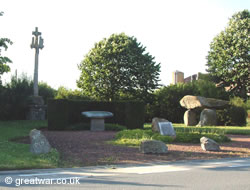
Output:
77,33,160,102
55,86,91,100
0,12,13,84
206,10,250,99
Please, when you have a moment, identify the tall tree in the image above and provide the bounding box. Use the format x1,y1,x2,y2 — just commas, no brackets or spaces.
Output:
0,12,13,84
206,10,250,99
77,33,161,101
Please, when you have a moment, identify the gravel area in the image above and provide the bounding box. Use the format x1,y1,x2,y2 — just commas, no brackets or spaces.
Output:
14,130,250,166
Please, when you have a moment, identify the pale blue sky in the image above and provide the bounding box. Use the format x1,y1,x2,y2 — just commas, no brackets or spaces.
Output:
0,0,249,89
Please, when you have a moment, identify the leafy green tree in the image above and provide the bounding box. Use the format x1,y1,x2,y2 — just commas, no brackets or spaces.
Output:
206,10,250,99
0,12,13,84
38,82,57,103
77,33,160,102
55,86,91,100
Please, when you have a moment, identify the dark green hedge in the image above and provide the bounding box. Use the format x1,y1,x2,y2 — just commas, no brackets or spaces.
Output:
216,105,247,126
48,99,145,130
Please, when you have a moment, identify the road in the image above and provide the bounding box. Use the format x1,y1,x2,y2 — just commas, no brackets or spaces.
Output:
0,157,250,190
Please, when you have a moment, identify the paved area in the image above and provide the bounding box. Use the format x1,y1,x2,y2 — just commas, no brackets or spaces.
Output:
0,157,250,189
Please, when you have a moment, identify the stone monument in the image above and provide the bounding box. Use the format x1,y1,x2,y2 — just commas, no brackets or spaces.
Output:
27,27,46,120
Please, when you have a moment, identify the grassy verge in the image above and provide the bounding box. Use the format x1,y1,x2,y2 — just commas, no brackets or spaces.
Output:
144,123,250,135
172,124,250,135
111,128,231,147
0,120,60,170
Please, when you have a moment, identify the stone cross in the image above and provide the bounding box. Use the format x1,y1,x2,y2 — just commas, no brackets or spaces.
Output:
31,27,44,96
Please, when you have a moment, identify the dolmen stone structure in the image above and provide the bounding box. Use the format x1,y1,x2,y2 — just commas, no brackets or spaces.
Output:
180,95,229,126
140,140,168,154
30,129,51,154
152,117,176,138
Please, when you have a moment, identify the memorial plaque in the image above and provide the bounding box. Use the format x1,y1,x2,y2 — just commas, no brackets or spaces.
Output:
158,122,176,136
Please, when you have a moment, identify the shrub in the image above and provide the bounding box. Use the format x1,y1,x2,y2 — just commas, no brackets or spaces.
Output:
0,75,56,120
147,80,229,123
216,97,247,126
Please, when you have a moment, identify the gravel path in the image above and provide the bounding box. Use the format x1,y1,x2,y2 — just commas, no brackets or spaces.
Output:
14,130,250,166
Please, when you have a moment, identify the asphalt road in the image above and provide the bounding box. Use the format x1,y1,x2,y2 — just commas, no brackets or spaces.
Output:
1,157,250,190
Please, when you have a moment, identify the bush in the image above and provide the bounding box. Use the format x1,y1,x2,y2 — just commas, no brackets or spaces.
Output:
0,75,32,120
147,80,229,123
0,75,56,120
216,97,247,126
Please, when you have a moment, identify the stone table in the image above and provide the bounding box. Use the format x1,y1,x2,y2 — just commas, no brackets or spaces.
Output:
81,111,114,131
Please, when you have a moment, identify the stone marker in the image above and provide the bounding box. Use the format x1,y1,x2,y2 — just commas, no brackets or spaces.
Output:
152,117,169,132
199,109,217,126
184,110,197,126
140,140,168,154
30,129,51,154
200,136,220,151
158,122,176,137
81,111,113,131
180,95,229,110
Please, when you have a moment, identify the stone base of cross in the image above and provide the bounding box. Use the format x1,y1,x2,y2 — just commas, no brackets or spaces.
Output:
26,96,46,120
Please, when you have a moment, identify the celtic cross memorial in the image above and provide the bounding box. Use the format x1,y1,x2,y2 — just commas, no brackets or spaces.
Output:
31,27,44,96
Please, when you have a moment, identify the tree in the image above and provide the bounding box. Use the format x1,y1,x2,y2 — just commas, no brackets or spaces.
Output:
0,12,13,84
206,10,250,99
77,33,161,101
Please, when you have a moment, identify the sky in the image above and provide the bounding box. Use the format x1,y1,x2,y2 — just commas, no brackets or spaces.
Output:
0,0,249,90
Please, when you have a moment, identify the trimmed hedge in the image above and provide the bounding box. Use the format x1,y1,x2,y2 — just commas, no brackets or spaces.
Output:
217,105,247,126
48,99,145,130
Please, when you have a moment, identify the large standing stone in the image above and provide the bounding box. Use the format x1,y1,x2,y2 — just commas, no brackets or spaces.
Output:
152,117,169,132
199,109,217,126
180,95,229,110
200,136,220,151
184,110,197,126
140,140,168,154
30,129,51,154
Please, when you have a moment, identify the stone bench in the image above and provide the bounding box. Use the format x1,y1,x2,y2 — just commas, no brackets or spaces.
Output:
81,111,114,131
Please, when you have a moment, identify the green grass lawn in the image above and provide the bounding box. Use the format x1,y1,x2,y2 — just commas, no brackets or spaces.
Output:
112,123,250,147
144,123,250,135
0,120,60,170
1,120,250,170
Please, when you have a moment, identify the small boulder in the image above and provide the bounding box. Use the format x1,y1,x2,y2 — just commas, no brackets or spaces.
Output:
180,95,229,110
152,117,169,132
30,129,51,154
184,110,197,126
140,140,168,154
199,109,217,126
200,136,220,151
